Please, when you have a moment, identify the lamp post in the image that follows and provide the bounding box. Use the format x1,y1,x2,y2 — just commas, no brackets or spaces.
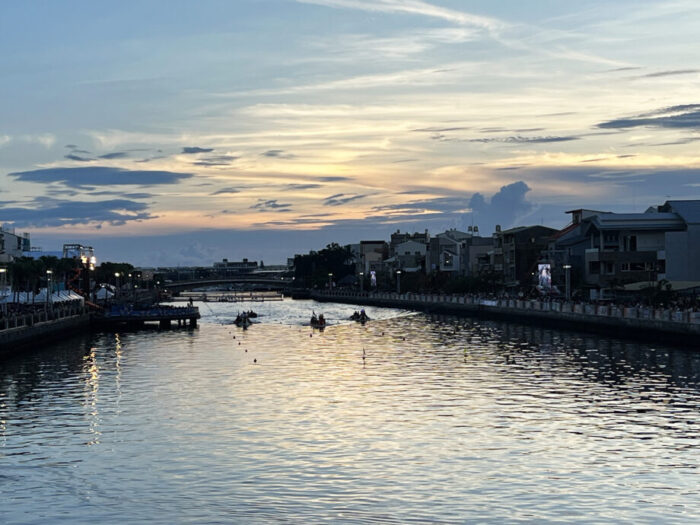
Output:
0,268,7,315
396,270,402,294
359,272,364,293
563,264,572,301
328,272,333,291
46,270,53,311
115,272,120,298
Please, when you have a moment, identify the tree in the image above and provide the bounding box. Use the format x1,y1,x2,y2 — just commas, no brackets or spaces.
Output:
294,243,355,288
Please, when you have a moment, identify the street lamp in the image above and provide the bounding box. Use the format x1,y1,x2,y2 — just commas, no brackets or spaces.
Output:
396,270,402,294
328,272,333,291
359,272,364,293
563,264,572,301
46,270,53,310
0,268,7,315
115,272,120,298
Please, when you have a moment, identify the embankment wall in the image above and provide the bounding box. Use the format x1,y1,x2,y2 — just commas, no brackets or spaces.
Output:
312,291,700,347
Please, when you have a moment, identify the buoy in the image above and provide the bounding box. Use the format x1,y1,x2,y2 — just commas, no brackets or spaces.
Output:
254,358,257,363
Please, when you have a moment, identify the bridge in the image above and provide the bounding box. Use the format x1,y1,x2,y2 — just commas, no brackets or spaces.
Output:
163,277,294,293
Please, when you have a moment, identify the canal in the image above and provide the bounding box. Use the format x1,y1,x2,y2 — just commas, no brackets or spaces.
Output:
1,299,699,523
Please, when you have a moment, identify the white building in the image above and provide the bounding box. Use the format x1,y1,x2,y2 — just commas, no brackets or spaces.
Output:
0,225,31,263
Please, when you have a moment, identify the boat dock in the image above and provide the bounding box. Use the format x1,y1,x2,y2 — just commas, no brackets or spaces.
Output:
93,305,200,329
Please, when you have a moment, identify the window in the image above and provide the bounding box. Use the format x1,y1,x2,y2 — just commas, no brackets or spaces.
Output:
589,261,600,274
604,262,614,274
620,262,630,272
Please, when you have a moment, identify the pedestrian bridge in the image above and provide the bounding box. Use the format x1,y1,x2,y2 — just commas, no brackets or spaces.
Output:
163,278,293,293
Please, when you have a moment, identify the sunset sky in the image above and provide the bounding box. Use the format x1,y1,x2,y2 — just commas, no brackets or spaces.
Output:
2,0,700,265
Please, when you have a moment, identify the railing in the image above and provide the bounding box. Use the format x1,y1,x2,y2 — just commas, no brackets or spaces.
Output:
314,290,700,326
0,304,88,331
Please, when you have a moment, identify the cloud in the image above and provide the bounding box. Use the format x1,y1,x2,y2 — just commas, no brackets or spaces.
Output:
285,183,322,190
262,149,295,159
324,193,368,206
10,166,193,189
296,0,504,32
182,146,214,154
99,152,129,159
64,153,93,162
468,181,534,231
598,104,700,130
468,135,579,144
316,176,353,182
21,134,56,148
88,191,154,199
0,197,155,227
250,199,293,212
211,187,241,195
640,69,700,78
0,135,11,147
193,155,239,167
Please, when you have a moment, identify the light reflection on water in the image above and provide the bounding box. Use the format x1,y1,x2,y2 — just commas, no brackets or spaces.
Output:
0,299,699,523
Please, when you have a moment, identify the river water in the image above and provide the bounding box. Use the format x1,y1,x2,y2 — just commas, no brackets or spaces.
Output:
1,299,699,524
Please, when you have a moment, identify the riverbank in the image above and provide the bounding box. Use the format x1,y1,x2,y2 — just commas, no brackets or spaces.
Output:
0,305,90,358
312,290,700,348
0,303,200,358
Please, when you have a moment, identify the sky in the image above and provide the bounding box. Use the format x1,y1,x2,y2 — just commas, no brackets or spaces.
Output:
2,0,700,266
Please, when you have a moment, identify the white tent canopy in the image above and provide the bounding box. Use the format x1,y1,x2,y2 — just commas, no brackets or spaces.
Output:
0,288,84,305
95,287,114,300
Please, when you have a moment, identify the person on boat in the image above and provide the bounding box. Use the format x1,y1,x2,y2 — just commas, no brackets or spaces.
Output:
318,313,325,325
310,312,318,325
359,309,368,322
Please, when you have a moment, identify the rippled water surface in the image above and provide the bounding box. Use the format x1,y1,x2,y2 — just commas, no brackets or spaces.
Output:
2,299,700,523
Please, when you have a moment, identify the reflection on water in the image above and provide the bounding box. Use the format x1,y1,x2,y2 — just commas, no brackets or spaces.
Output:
0,299,699,523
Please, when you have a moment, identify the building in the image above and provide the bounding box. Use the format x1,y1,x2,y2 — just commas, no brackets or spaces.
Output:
389,230,430,256
358,240,388,276
0,225,31,263
386,240,426,272
548,200,700,295
495,225,558,287
213,258,259,275
658,200,700,282
426,229,494,277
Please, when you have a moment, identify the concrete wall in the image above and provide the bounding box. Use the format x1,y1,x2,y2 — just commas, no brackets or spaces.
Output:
0,314,90,358
666,225,700,281
313,291,700,347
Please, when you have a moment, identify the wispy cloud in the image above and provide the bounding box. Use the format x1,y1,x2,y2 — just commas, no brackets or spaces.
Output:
64,153,93,162
639,69,700,79
10,166,193,189
598,104,700,130
99,151,129,159
250,199,293,212
211,187,241,195
0,197,155,227
297,0,505,31
262,149,295,159
324,193,368,206
182,146,214,154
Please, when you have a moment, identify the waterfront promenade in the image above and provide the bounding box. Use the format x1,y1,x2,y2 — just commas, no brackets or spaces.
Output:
0,302,200,357
0,303,90,357
313,290,700,346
